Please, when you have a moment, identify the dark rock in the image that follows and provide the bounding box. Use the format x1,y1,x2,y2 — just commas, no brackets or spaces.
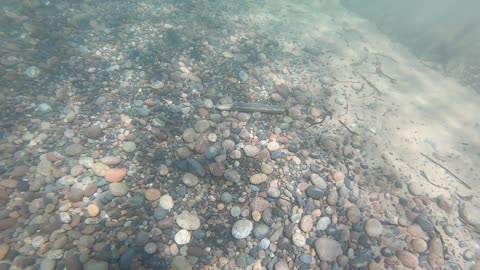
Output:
414,216,434,232
128,195,145,209
185,159,206,177
253,224,270,239
305,186,325,200
144,256,168,270
119,248,136,270
349,249,372,268
86,125,103,139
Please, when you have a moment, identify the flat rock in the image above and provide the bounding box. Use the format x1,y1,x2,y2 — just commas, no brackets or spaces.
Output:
104,168,127,183
176,211,201,230
396,250,419,268
232,219,253,239
109,182,128,196
314,238,342,262
249,173,268,185
65,143,84,156
364,218,383,237
461,203,480,226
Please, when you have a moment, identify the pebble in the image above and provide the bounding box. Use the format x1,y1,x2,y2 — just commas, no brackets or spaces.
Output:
0,243,9,260
182,173,199,187
410,238,427,253
100,156,122,166
176,211,201,230
86,125,103,139
316,217,331,230
78,157,94,169
396,250,419,268
87,204,100,217
267,141,280,151
346,206,362,224
300,215,314,233
243,145,260,157
104,168,127,183
91,163,110,176
144,243,157,254
292,232,306,247
249,173,268,185
159,194,174,210
65,143,84,156
314,238,342,262
260,163,274,174
194,120,210,133
231,206,242,217
332,171,345,183
145,189,161,201
232,219,253,239
274,260,289,270
364,218,383,237
408,182,423,196
306,186,325,199
109,182,129,196
40,258,56,270
461,203,480,226
253,223,269,239
267,187,281,198
122,141,136,153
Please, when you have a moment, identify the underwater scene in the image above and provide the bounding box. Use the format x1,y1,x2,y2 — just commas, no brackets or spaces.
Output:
0,0,479,269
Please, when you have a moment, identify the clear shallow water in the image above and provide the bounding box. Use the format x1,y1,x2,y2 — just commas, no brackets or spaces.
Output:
0,0,479,269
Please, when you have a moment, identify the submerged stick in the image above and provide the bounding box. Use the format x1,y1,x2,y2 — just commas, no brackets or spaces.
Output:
216,102,285,114
337,119,359,136
420,152,471,189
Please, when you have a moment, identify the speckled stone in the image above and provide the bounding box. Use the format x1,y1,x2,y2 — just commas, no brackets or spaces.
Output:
176,211,201,230
232,219,253,239
314,238,342,262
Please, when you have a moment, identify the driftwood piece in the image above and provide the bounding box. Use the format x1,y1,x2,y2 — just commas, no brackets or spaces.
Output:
216,103,285,114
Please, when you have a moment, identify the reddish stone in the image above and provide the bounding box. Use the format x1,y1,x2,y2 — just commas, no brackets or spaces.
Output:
105,168,127,183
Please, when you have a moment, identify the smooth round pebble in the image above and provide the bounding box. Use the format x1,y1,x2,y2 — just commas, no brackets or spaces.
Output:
396,250,419,268
122,141,136,153
411,238,427,253
87,204,100,217
176,211,201,230
182,173,199,187
174,229,191,245
232,219,253,239
104,168,127,183
249,173,268,185
109,182,129,196
364,218,383,237
159,194,174,210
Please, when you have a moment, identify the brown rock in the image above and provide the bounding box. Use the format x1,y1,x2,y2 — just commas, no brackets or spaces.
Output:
0,218,16,230
249,173,268,185
300,215,314,233
332,171,345,183
87,204,100,217
10,165,29,178
0,243,9,260
67,188,84,202
86,125,103,139
193,134,209,154
208,162,225,177
158,218,174,229
250,197,271,212
100,156,122,166
145,189,161,201
0,179,18,188
346,206,362,224
396,250,419,268
105,168,127,183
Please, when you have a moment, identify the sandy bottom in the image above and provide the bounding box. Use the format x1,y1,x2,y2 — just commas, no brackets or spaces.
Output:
245,0,480,205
